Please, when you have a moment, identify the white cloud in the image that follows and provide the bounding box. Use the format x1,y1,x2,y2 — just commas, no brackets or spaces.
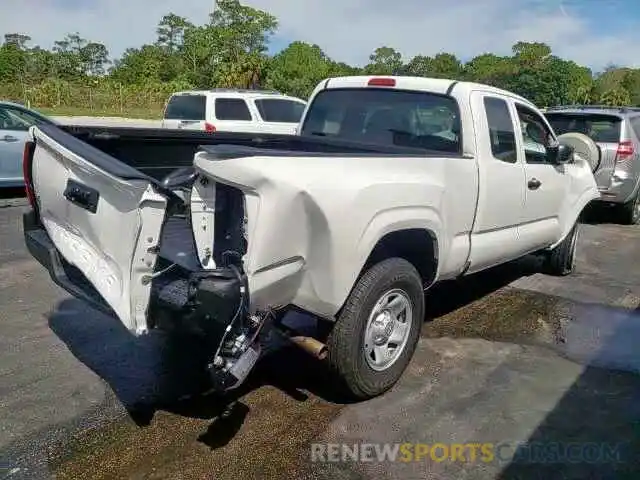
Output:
1,0,638,70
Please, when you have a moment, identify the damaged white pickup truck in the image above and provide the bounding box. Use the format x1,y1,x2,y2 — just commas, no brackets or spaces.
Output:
23,76,600,400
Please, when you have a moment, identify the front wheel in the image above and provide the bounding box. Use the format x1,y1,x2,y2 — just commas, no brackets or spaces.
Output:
326,258,425,400
543,223,579,276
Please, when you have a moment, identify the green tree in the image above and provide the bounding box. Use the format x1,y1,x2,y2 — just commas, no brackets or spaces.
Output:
465,53,513,84
403,55,431,76
427,53,464,79
264,41,335,98
512,41,552,66
621,69,640,106
207,0,277,88
80,42,109,76
110,45,168,84
156,13,193,52
600,88,631,106
364,46,403,75
4,33,31,50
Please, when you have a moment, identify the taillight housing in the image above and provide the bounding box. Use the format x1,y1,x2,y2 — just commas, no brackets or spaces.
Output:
616,141,634,161
204,122,216,132
23,140,36,209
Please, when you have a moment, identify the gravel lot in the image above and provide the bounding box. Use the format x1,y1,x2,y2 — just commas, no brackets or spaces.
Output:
1,191,640,479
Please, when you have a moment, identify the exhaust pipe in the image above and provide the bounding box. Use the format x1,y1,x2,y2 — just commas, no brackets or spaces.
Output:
289,336,328,360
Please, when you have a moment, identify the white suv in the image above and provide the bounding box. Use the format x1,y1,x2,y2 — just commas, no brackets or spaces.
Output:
161,89,307,135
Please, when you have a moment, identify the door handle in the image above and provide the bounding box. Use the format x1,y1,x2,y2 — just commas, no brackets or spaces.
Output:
528,178,542,190
1,135,18,142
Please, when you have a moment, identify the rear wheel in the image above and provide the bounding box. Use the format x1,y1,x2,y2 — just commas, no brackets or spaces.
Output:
326,258,424,400
544,223,579,276
620,192,640,225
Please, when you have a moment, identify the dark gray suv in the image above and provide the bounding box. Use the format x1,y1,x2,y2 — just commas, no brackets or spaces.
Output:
544,105,640,224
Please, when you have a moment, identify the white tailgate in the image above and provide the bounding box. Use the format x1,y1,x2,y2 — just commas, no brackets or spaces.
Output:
31,128,168,333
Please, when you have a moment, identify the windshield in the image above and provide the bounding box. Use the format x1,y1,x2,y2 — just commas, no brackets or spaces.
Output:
545,113,622,143
255,98,305,123
300,88,461,153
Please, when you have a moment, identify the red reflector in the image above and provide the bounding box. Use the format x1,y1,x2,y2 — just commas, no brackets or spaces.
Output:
204,122,216,132
616,141,634,158
368,77,396,87
23,141,36,208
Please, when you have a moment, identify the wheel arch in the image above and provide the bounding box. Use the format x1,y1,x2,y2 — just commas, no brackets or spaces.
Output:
334,226,439,319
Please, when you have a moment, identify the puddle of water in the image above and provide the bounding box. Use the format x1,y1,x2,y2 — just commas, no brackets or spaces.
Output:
423,286,640,375
422,287,563,344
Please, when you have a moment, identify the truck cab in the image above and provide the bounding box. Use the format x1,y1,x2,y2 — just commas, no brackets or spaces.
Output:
295,76,598,277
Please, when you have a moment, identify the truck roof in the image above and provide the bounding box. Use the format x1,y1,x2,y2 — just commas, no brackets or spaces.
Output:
321,75,536,108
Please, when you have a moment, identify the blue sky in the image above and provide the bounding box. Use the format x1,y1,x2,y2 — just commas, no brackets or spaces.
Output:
2,0,640,71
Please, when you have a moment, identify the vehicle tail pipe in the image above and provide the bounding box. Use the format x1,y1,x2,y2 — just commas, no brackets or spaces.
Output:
289,336,328,360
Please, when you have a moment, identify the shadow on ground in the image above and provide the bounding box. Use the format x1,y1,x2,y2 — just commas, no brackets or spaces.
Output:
47,298,351,450
580,201,632,226
423,255,540,320
496,307,640,479
0,187,25,200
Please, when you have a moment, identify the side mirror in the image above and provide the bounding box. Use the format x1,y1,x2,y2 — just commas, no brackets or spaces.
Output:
545,143,573,165
556,144,574,164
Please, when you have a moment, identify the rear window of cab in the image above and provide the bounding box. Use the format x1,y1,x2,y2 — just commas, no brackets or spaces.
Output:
299,88,461,153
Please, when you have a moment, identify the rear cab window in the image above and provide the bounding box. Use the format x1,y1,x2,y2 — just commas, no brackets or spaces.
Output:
214,98,253,121
163,94,206,120
483,97,517,163
299,88,461,153
254,98,306,123
545,113,622,143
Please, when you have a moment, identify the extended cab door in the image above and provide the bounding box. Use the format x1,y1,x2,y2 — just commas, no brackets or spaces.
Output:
466,91,528,273
513,102,570,249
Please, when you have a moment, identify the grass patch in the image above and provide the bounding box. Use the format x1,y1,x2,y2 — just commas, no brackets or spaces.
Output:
36,106,163,119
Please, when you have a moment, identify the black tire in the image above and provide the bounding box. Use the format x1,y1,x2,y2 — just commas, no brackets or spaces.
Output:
620,192,640,225
544,223,579,276
326,258,425,400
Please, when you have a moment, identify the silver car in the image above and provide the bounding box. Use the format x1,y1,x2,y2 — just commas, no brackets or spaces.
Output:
545,105,640,224
0,101,57,188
